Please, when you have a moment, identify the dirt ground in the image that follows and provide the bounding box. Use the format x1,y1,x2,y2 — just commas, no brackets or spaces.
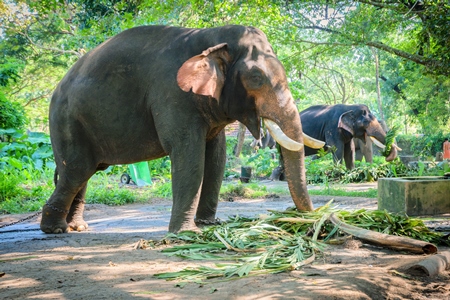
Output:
1,182,449,299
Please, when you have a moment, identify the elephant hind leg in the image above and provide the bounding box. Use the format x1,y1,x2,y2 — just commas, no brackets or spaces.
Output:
41,167,95,234
66,184,88,231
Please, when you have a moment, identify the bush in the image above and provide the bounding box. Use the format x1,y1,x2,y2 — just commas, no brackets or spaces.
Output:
0,129,54,171
0,166,54,213
397,133,449,158
220,182,270,199
305,155,407,184
244,147,279,177
0,93,27,132
148,157,171,179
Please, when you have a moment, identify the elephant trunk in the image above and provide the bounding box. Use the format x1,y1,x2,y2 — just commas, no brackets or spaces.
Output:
367,123,398,161
280,145,313,211
260,105,313,211
385,145,398,161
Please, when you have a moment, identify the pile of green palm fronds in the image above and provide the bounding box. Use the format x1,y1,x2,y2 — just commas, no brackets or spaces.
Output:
154,202,448,283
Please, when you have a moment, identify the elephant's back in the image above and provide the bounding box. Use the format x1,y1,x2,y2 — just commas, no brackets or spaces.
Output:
300,105,341,140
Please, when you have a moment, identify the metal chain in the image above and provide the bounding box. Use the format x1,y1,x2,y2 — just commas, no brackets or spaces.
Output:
195,218,222,225
0,201,70,230
44,201,69,214
0,210,42,229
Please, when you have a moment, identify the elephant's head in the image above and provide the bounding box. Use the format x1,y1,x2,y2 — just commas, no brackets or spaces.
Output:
176,26,322,211
338,105,398,161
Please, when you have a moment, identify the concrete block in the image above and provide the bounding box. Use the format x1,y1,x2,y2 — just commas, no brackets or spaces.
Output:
378,177,450,216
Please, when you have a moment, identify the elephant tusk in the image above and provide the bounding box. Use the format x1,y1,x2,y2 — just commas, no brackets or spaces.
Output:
394,144,402,151
302,133,326,149
369,136,386,149
264,119,303,151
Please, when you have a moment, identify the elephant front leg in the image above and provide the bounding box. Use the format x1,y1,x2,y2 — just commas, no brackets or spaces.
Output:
168,144,206,233
195,132,226,225
344,141,355,170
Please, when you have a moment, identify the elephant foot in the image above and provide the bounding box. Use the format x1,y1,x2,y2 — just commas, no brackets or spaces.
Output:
40,204,70,234
66,198,88,232
169,219,202,234
178,226,202,234
67,218,89,232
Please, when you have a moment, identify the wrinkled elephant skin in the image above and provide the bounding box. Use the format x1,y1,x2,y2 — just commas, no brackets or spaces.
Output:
41,25,312,234
300,104,397,170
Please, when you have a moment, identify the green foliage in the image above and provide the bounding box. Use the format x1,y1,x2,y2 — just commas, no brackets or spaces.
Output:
2,0,450,215
381,125,400,157
0,167,28,202
409,132,449,158
225,136,238,156
0,58,27,130
0,58,24,87
0,93,27,131
0,166,54,213
305,155,406,184
220,182,271,199
395,134,414,155
86,185,136,206
396,133,450,158
148,157,171,179
149,181,173,198
308,188,378,198
0,128,55,213
0,129,54,171
154,203,448,282
244,148,279,177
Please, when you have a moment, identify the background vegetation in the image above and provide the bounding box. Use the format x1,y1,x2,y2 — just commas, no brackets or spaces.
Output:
1,1,449,214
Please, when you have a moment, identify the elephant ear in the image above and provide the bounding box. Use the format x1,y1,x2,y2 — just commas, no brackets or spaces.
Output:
338,110,355,135
177,43,230,100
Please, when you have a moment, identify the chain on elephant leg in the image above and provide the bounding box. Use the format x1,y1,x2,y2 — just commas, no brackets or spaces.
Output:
66,198,88,232
41,203,70,234
194,218,222,228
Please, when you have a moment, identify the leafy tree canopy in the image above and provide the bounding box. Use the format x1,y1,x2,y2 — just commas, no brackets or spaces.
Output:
0,0,448,134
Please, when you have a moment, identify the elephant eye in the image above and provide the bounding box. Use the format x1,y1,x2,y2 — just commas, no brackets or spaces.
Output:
250,74,263,85
244,69,264,89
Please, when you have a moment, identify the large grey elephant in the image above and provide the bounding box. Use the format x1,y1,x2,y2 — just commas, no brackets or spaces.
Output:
301,104,398,169
41,25,321,234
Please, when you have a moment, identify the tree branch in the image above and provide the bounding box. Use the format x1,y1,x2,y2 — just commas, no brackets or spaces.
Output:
22,30,82,58
365,41,442,69
295,37,445,74
24,92,52,107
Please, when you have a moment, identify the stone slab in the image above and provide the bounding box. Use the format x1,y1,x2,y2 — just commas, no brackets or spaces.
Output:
378,177,450,216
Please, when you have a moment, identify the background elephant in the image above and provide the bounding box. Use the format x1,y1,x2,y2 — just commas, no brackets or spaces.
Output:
354,136,373,163
41,25,314,234
251,128,276,150
301,104,397,170
354,118,390,163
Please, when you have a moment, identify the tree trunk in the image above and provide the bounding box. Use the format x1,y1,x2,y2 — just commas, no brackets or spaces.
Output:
329,213,437,254
371,47,385,122
233,122,246,157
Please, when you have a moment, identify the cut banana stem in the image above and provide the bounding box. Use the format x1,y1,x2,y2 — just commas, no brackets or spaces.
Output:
303,133,326,149
264,119,303,151
370,136,386,149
